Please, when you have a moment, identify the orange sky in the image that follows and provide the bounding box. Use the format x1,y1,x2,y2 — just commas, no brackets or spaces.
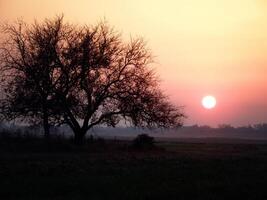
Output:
1,0,267,126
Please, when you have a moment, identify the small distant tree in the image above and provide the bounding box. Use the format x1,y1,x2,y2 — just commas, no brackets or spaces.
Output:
132,134,155,149
0,16,185,144
218,124,235,130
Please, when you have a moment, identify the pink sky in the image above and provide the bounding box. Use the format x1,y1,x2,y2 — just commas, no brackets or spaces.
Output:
1,0,267,126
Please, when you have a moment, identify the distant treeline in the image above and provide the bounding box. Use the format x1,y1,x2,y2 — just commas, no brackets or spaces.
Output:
184,123,267,133
174,124,267,139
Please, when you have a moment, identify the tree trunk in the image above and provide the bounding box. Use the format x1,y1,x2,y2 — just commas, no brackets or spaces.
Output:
42,102,50,139
74,129,87,145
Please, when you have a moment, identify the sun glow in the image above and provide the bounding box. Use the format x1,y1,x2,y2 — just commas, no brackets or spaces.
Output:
202,95,216,109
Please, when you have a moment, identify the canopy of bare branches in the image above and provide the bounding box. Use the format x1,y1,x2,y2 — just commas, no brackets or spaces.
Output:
0,16,185,142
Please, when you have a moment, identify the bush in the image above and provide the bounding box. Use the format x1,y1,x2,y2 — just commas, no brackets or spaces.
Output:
132,134,155,149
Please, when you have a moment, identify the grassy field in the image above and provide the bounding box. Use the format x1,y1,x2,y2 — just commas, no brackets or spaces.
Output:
1,138,267,200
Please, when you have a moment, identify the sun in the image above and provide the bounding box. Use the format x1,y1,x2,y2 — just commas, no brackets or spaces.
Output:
202,95,216,109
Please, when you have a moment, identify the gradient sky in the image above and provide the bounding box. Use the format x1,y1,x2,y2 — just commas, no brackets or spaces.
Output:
1,0,267,126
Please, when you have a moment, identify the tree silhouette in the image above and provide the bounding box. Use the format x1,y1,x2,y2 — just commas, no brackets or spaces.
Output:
0,17,66,138
0,16,185,143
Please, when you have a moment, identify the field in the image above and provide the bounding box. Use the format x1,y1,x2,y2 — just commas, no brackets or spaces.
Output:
1,138,267,200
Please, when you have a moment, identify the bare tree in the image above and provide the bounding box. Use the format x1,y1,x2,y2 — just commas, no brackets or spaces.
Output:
0,17,65,138
0,16,185,143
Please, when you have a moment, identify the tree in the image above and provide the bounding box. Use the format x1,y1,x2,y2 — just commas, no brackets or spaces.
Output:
0,17,65,138
0,16,185,143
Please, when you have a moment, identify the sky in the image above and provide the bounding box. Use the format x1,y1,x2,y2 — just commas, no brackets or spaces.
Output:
1,0,267,127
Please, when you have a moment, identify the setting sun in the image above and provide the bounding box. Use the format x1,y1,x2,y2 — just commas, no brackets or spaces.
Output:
202,95,216,109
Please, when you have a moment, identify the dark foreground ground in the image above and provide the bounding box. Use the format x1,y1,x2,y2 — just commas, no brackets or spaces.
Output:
1,137,267,200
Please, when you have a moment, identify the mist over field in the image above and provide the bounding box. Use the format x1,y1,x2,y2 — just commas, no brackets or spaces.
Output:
1,122,267,142
87,125,267,142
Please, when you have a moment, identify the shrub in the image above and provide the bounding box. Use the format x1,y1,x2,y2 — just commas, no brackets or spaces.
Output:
132,134,155,149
